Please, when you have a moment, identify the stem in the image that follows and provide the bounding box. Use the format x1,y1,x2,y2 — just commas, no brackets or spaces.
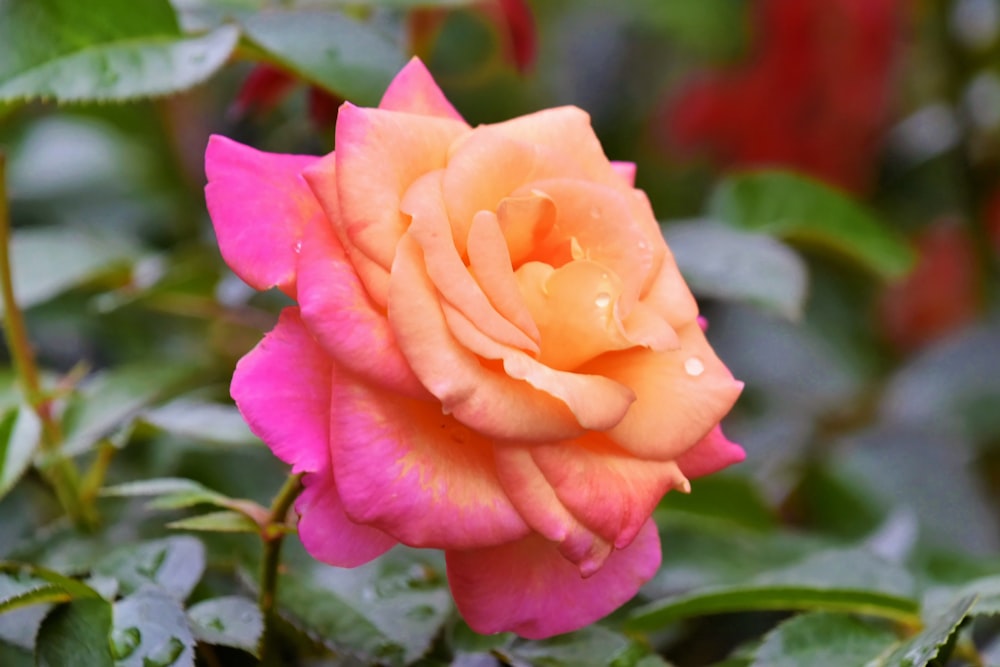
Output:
257,472,303,656
0,153,94,530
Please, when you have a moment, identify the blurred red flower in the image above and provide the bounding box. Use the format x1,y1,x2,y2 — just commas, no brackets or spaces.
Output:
666,0,901,194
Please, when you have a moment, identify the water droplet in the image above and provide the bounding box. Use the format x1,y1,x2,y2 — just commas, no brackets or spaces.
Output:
293,241,302,253
594,293,611,308
684,357,705,377
145,636,185,666
110,627,141,660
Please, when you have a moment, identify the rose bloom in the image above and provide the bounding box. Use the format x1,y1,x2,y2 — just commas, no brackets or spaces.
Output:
205,58,744,638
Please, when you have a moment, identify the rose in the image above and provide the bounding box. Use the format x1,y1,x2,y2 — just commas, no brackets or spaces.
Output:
205,58,744,639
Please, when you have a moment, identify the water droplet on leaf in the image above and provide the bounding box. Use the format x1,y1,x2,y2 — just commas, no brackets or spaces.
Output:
110,627,141,659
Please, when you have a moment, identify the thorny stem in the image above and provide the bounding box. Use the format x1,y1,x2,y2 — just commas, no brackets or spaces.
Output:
258,472,304,657
0,153,95,530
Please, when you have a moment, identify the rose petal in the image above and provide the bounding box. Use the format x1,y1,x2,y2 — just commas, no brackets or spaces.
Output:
330,380,530,549
676,424,746,479
388,235,589,442
446,518,662,639
205,135,323,294
231,307,331,474
611,160,636,186
296,470,397,567
378,56,465,121
297,215,428,398
401,170,539,354
582,322,744,460
331,104,469,270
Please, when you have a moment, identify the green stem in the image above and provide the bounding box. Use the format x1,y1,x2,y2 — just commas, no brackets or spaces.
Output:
0,153,94,530
257,472,303,657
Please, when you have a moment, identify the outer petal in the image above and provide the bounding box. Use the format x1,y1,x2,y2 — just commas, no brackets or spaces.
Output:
388,235,591,442
297,214,428,398
676,425,746,479
446,518,662,639
205,135,322,294
582,322,744,461
378,57,466,122
329,380,530,549
296,470,396,568
231,307,330,474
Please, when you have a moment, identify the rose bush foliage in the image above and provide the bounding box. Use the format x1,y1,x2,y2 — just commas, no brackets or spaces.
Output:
205,58,744,638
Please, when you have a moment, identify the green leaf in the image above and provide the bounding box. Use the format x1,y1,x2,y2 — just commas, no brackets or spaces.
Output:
0,0,238,103
61,362,201,457
240,11,407,106
708,171,916,279
749,612,898,667
35,598,114,667
5,227,138,313
629,548,918,630
111,588,195,667
0,564,101,650
186,596,262,656
869,595,975,667
139,399,257,447
92,537,205,601
925,574,1000,618
0,641,31,667
100,477,229,510
497,625,663,667
168,510,259,534
0,404,41,501
277,546,452,666
0,563,102,606
662,220,808,320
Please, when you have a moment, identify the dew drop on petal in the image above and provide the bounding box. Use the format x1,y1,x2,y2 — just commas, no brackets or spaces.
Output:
684,356,705,377
293,240,302,253
595,292,611,308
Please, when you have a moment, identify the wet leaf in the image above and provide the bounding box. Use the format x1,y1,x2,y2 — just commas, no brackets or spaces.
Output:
92,537,205,601
749,612,898,667
35,598,114,667
186,596,262,656
111,588,195,667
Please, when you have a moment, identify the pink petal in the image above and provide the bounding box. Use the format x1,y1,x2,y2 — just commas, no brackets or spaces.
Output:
611,160,636,186
446,518,662,639
331,104,468,271
387,235,594,442
230,308,331,474
296,470,396,567
378,57,465,122
581,321,743,461
676,424,746,479
329,379,530,550
296,213,428,398
204,135,323,294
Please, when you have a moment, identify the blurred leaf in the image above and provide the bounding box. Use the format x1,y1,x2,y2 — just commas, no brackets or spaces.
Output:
6,227,138,313
186,596,262,656
139,399,257,447
92,537,205,601
925,575,1000,618
0,0,238,103
168,510,259,533
629,548,918,630
662,219,808,320
0,641,31,667
0,562,102,610
61,362,201,457
0,404,41,501
277,545,452,666
239,11,407,106
749,612,898,667
869,595,975,667
497,625,663,667
35,598,114,667
621,0,749,59
660,474,776,532
708,171,915,279
110,587,195,667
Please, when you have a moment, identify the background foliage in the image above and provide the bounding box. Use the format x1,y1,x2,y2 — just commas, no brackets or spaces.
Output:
1,0,999,665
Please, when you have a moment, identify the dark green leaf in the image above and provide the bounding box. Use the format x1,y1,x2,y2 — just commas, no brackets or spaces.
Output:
167,510,259,533
708,171,915,279
0,404,41,501
0,0,237,103
0,565,101,649
92,537,205,601
35,598,114,667
61,362,201,457
629,548,918,630
662,219,808,319
0,641,31,667
277,546,452,666
870,595,975,667
6,227,138,313
749,612,898,667
240,11,407,106
111,588,195,667
186,596,262,656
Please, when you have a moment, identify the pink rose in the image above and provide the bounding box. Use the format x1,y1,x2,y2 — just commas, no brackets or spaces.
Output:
205,58,743,639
